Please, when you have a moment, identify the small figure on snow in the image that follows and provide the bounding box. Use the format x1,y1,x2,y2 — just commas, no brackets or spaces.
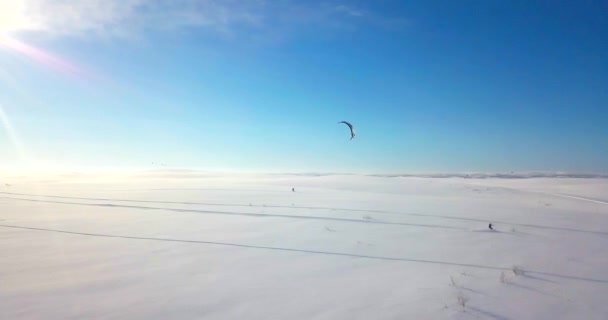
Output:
488,223,494,230
292,188,295,192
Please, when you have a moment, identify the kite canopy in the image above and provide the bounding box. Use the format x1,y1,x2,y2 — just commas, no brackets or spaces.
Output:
338,121,355,140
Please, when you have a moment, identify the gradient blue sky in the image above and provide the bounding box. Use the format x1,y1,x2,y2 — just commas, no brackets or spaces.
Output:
0,1,607,173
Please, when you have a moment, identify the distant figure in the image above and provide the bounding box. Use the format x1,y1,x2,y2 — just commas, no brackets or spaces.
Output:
292,188,295,192
489,223,494,230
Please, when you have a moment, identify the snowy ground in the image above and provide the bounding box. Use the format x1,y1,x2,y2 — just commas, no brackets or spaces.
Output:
1,171,607,319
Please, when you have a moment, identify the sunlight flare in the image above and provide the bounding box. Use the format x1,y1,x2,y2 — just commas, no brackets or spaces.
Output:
0,34,88,79
0,0,31,33
0,103,27,161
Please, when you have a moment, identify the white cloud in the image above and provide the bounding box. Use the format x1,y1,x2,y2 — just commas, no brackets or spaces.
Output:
2,0,402,40
6,0,141,36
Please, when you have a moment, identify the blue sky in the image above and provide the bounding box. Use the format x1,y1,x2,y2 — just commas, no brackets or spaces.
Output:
0,0,606,173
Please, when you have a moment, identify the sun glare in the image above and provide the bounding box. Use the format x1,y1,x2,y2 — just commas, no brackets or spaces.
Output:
0,0,30,33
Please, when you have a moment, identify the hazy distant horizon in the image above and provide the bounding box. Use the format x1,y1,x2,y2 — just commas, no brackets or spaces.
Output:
1,165,607,180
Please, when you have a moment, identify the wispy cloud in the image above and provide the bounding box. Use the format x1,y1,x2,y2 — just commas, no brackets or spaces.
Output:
8,0,405,40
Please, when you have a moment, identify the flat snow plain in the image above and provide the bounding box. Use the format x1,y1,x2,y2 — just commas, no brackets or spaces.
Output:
1,171,607,319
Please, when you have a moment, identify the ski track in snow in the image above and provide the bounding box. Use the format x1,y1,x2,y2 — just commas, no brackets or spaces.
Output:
1,191,606,236
0,196,463,230
546,193,608,205
1,223,607,284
